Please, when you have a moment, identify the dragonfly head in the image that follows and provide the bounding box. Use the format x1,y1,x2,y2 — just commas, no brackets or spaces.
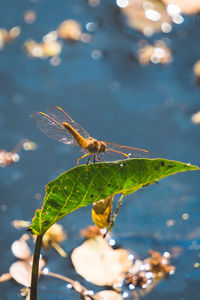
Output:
86,138,106,154
99,141,106,153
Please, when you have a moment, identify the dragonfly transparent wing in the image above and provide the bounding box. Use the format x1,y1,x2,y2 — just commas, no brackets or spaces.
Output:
46,106,90,139
30,111,78,145
105,141,149,158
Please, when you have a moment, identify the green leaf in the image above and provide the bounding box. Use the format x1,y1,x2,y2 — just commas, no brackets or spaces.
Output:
29,158,199,235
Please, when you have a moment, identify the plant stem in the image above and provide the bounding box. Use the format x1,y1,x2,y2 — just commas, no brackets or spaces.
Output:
104,194,124,237
50,240,67,258
42,271,78,286
30,235,43,300
41,271,93,299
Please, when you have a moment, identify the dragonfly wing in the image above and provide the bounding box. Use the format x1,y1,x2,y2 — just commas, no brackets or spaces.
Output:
46,106,90,139
30,111,78,145
105,141,149,158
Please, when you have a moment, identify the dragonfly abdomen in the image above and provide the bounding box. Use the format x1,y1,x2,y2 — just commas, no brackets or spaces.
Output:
62,122,88,148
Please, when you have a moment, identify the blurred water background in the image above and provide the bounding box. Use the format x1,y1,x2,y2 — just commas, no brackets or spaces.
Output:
0,0,200,299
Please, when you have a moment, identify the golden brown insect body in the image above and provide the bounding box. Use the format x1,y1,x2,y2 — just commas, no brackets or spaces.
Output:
31,106,149,167
62,122,107,154
85,137,107,154
62,122,107,165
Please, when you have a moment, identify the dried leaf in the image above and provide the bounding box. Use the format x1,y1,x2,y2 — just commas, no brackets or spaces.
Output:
9,256,45,287
138,40,172,65
93,290,123,300
71,236,133,286
121,0,171,36
0,151,19,167
80,225,103,239
24,39,61,58
42,223,66,246
126,270,148,287
125,250,175,290
92,195,114,228
0,26,20,49
0,273,12,282
41,223,67,257
57,20,82,41
9,260,32,287
22,140,37,151
12,220,31,229
11,239,31,260
41,41,62,57
32,224,67,257
24,10,36,24
146,250,175,279
162,0,200,15
193,60,200,83
20,287,30,300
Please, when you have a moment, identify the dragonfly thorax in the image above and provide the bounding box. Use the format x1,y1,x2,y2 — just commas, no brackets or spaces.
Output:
86,137,106,154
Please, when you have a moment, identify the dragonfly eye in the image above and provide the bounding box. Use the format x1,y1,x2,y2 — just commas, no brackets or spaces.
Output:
99,142,106,153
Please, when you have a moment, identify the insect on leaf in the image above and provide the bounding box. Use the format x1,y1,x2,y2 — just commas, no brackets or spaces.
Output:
29,158,199,235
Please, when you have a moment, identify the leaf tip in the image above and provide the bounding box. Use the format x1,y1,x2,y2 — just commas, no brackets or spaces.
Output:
184,162,200,170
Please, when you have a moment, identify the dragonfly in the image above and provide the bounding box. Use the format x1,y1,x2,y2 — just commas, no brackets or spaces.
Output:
30,106,149,165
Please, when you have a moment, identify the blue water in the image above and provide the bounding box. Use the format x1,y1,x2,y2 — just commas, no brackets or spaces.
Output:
0,0,200,299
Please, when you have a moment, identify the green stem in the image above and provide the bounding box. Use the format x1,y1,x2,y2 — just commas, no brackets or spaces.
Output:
30,235,43,300
104,194,124,238
109,194,124,230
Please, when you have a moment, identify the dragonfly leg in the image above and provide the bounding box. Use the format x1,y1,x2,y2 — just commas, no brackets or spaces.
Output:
93,154,101,168
77,153,90,166
86,153,93,165
85,153,93,171
96,154,100,162
96,154,103,166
